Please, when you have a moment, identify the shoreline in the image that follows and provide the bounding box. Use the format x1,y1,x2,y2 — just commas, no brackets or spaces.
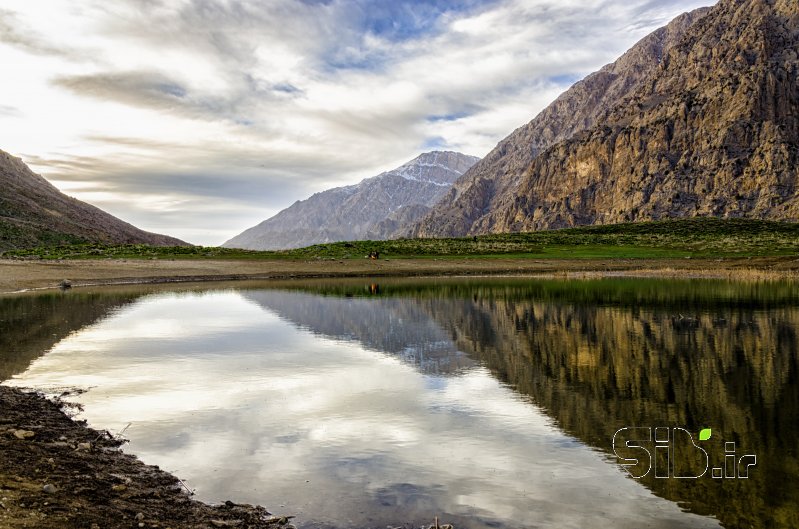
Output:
0,385,290,529
2,256,799,294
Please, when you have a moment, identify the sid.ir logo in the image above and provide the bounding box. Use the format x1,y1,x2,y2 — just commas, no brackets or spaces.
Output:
612,427,757,479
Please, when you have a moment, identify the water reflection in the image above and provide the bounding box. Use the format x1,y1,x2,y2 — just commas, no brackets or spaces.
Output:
0,290,142,381
243,290,475,374
4,278,798,528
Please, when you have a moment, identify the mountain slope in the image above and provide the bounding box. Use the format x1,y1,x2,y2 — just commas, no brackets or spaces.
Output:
417,0,798,236
414,7,711,237
473,0,799,233
0,150,186,249
224,151,478,250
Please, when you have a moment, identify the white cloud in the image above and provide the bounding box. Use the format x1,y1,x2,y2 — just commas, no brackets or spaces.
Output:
0,0,714,244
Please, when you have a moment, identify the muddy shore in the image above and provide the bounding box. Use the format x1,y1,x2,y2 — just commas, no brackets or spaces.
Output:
0,386,291,529
2,256,799,294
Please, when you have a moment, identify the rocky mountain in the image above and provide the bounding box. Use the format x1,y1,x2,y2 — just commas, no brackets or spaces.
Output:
224,151,478,250
412,7,711,237
0,149,186,249
415,0,799,236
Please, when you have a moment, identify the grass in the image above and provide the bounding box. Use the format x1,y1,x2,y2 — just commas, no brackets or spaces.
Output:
2,218,799,261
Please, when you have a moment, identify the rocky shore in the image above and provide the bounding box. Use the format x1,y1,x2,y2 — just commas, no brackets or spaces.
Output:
0,385,289,529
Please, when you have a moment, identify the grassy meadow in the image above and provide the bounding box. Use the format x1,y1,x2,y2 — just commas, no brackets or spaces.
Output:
2,218,799,261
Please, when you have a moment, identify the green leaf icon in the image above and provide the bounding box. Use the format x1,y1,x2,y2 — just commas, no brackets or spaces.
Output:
699,428,712,441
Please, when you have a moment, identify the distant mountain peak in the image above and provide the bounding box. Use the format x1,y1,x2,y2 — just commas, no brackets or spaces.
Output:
223,151,479,250
391,151,479,186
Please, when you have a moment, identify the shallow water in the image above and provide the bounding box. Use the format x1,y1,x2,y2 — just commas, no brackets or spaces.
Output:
3,278,798,528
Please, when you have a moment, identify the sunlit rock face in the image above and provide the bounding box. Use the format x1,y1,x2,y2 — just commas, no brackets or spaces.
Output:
415,0,799,236
223,151,478,250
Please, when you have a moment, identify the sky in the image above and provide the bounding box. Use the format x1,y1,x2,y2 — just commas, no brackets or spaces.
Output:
0,0,712,245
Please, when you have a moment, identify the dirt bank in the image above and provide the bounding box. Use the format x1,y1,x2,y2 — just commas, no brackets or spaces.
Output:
0,386,290,529
2,256,799,293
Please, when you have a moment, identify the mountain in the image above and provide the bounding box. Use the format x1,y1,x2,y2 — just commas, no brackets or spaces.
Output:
412,7,711,237
224,151,478,250
0,149,186,249
415,0,799,236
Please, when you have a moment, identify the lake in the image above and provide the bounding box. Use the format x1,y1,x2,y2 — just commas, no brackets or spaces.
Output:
2,278,797,528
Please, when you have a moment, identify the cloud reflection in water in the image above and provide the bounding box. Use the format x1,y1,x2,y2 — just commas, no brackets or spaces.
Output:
9,289,719,529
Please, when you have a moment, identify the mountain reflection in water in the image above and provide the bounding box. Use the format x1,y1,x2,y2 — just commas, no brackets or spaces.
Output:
3,278,797,528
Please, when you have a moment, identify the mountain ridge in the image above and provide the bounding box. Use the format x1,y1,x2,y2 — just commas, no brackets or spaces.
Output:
467,0,798,234
0,149,186,250
411,6,713,237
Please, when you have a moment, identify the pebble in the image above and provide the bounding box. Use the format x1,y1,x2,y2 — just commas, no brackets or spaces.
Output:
135,512,145,520
13,430,35,440
42,484,57,494
76,442,92,451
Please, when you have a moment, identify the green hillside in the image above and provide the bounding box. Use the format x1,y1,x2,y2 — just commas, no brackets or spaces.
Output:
3,218,799,261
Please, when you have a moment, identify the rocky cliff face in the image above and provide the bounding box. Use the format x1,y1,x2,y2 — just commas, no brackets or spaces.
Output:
473,0,799,233
224,151,478,250
0,150,186,249
416,0,799,236
413,7,711,237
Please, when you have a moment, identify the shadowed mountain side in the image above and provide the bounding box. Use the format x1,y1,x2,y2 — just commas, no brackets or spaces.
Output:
412,286,798,529
0,292,144,382
413,7,710,237
0,150,186,250
241,289,475,375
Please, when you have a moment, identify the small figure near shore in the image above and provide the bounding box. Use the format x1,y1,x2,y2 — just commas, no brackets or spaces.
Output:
59,279,72,290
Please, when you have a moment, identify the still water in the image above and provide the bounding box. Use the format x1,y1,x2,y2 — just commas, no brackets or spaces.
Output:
2,278,798,528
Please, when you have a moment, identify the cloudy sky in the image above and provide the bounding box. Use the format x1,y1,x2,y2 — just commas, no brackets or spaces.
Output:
0,0,712,245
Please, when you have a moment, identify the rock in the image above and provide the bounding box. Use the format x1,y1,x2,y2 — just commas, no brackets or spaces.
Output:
76,442,92,451
59,279,72,289
111,484,127,492
135,512,145,521
42,484,57,494
13,430,35,439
